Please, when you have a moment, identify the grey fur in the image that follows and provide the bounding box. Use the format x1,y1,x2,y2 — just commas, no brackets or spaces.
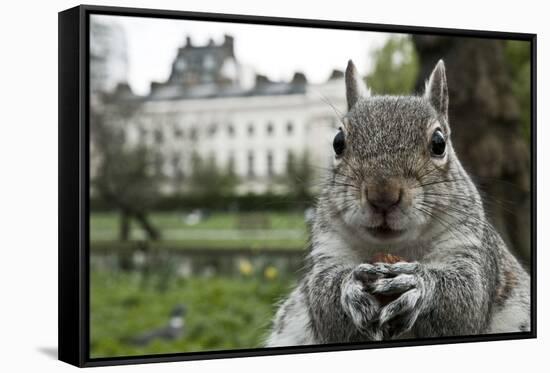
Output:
425,60,449,121
345,59,370,111
265,60,530,346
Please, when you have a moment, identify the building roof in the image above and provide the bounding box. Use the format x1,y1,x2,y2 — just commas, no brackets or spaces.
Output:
108,35,344,103
145,34,309,101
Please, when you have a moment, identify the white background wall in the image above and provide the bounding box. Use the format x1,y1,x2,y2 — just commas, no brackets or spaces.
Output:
0,0,547,372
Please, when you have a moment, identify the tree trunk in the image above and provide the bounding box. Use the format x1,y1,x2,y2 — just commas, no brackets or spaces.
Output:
119,209,131,241
133,210,161,241
412,36,531,265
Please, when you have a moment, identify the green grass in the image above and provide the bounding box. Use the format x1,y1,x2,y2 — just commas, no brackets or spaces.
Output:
90,211,308,250
91,211,307,230
90,271,294,358
90,211,304,357
91,239,306,251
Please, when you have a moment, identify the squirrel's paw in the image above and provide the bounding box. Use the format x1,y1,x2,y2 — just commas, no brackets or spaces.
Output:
369,262,434,339
340,264,384,340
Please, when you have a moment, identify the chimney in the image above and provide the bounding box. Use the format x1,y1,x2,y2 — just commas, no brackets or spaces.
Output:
224,35,235,56
291,72,307,85
224,34,234,47
328,69,344,80
255,74,271,86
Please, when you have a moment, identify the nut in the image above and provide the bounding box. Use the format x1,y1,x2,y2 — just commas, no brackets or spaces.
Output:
367,252,408,305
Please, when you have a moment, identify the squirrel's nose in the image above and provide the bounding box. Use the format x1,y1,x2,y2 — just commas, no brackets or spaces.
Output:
365,183,402,212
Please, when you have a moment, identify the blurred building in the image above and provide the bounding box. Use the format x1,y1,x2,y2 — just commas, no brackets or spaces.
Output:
90,18,129,94
148,35,242,100
97,34,347,194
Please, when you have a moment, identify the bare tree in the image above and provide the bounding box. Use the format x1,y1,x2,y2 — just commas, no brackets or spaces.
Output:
90,86,162,241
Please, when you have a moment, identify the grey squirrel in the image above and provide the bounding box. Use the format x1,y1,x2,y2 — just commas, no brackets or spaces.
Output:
266,60,530,346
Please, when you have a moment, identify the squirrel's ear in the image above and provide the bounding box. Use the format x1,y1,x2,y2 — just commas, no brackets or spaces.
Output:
424,60,449,119
345,60,369,111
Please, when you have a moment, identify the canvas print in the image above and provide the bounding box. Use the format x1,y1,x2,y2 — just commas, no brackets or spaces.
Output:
89,14,532,358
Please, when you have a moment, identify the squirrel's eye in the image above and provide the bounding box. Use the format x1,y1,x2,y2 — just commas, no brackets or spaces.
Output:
333,129,345,157
430,128,446,157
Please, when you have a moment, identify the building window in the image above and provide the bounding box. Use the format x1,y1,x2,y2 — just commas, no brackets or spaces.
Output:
203,55,216,70
247,123,254,137
227,124,235,137
267,151,274,177
139,127,148,142
227,152,235,174
174,127,184,139
190,126,198,141
208,123,217,136
286,150,294,172
247,151,255,177
175,59,186,72
172,154,184,180
154,153,164,174
154,129,163,144
286,121,294,135
266,122,274,136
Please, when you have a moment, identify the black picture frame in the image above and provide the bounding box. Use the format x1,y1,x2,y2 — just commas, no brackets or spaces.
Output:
58,4,537,367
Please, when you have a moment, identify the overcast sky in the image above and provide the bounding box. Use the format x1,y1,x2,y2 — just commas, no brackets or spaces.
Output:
93,14,393,96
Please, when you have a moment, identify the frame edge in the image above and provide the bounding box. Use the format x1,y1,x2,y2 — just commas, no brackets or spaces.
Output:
58,4,537,367
58,5,85,368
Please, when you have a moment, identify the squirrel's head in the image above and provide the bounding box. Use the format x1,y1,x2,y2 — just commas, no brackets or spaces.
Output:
325,59,466,246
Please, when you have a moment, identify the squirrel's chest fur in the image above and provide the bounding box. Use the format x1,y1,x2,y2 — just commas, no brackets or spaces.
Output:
310,228,440,266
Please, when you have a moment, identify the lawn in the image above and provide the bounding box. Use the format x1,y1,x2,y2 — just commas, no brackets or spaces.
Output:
90,211,309,251
90,211,305,357
90,270,295,358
